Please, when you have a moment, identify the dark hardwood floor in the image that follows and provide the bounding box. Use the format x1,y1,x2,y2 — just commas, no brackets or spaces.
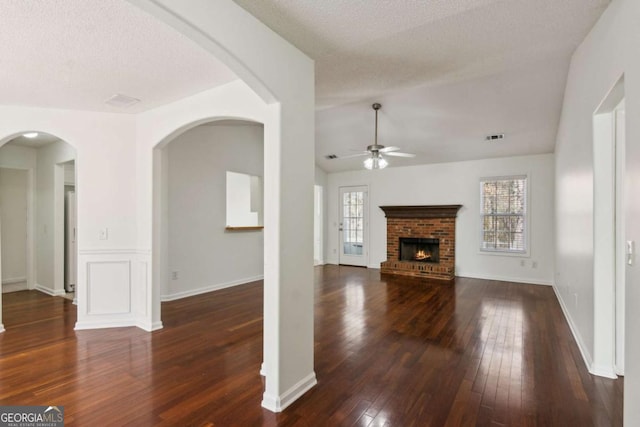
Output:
0,266,623,426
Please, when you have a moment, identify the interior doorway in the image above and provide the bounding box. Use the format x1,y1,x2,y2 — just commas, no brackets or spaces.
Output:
614,99,625,375
314,185,323,265
154,120,264,304
0,168,28,293
0,132,77,329
592,75,625,378
62,161,77,301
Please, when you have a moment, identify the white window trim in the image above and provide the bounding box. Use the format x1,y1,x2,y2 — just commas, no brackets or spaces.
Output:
479,174,530,256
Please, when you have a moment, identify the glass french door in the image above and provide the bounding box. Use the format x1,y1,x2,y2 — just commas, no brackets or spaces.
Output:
339,186,368,267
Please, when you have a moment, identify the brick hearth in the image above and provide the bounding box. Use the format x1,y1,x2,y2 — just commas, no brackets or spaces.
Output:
380,205,462,281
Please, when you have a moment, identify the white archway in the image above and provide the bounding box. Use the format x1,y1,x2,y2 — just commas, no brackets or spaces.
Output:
152,117,264,310
130,0,317,411
0,131,78,330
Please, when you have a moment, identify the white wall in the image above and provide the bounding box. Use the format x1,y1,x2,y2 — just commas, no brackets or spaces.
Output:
163,123,263,300
35,141,75,295
327,154,555,285
553,0,640,424
0,144,36,170
0,168,28,283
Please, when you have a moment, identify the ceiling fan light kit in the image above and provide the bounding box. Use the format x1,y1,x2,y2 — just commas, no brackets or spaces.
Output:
364,152,388,170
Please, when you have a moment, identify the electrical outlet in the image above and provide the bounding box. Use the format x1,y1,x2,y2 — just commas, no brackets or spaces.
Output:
520,259,525,267
171,271,179,280
574,293,578,308
532,261,538,269
333,248,337,254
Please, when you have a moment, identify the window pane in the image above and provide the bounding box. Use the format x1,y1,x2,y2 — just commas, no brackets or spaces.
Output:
480,177,527,253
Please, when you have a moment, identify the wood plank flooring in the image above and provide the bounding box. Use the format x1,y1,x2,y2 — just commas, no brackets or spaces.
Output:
0,266,623,426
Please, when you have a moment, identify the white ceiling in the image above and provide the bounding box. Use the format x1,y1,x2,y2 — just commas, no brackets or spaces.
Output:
0,0,237,113
233,0,611,172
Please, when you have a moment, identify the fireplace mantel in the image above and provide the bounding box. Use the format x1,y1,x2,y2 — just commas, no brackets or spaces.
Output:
379,205,462,219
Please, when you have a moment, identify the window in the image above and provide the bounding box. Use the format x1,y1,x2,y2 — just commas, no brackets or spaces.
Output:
480,176,527,253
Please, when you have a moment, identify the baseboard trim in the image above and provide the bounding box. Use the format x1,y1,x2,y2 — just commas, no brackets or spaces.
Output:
590,364,618,379
35,284,66,297
161,275,263,302
74,317,137,331
323,261,380,269
136,320,164,332
0,323,5,333
552,285,596,376
456,273,553,286
2,277,26,285
75,317,163,332
262,372,317,413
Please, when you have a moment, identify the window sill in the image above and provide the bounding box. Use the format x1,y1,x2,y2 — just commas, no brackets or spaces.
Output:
225,226,264,231
479,249,529,258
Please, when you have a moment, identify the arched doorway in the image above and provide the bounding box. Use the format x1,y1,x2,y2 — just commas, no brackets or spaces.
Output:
0,131,78,330
152,118,264,306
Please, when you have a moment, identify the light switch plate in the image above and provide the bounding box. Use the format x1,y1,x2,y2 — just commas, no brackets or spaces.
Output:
99,228,108,240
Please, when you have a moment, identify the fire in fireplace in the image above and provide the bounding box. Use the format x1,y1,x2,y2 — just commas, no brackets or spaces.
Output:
399,238,440,263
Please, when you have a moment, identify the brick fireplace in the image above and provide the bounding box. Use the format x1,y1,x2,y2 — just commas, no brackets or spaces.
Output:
380,205,462,281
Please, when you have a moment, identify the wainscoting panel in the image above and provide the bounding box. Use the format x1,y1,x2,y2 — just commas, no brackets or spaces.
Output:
75,249,152,331
87,260,131,315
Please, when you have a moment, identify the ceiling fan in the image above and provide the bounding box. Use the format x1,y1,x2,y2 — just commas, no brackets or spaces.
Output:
326,103,416,170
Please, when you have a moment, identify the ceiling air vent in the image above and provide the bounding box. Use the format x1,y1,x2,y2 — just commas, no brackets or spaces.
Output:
325,154,338,159
485,133,505,141
105,93,141,108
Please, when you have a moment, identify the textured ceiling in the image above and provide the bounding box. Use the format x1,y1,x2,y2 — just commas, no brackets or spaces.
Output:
0,0,612,171
233,0,611,109
233,0,610,172
316,57,569,172
0,0,237,113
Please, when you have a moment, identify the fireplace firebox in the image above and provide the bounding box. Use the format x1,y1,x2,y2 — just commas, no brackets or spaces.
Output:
399,238,439,263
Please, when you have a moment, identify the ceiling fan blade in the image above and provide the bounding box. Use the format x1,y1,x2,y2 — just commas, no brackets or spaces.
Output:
385,152,416,158
331,152,370,159
379,146,400,153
